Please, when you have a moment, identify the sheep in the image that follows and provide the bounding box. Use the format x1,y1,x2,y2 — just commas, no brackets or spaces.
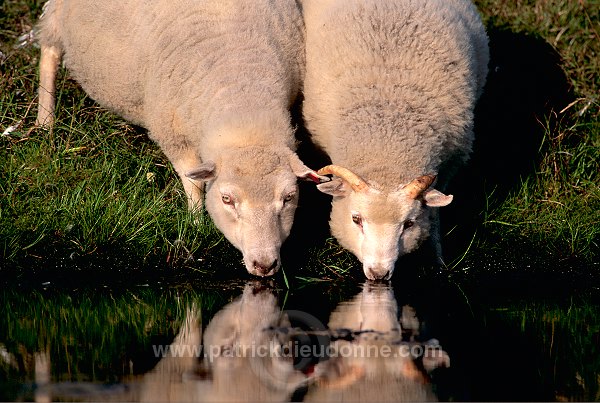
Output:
35,0,327,277
301,0,489,280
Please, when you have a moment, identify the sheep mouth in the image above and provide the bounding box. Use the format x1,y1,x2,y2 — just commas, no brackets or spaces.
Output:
246,258,280,277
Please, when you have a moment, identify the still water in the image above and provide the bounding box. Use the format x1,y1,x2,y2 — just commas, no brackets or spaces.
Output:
1,267,599,402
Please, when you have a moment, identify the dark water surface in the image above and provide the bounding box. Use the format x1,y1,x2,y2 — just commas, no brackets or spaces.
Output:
1,255,599,402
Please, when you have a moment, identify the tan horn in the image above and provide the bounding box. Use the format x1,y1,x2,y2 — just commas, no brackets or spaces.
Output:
317,165,369,192
404,174,436,199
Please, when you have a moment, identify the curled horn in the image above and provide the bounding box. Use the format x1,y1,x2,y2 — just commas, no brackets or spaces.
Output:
317,165,369,192
404,174,436,199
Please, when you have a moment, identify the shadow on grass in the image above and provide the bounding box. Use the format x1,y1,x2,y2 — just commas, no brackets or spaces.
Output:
442,26,574,258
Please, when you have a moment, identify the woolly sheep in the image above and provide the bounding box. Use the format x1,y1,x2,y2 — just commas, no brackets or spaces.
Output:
301,0,489,280
35,0,327,277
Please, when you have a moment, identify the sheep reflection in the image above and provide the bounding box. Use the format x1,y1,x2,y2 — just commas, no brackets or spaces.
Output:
136,281,448,402
139,281,308,402
303,282,449,402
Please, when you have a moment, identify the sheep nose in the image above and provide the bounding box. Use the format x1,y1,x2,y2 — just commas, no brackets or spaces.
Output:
366,267,390,281
253,259,278,276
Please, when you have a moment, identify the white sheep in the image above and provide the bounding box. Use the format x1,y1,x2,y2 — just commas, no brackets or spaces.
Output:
35,0,327,277
301,0,490,280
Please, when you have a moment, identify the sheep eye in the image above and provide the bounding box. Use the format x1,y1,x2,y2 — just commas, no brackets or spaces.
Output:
221,194,233,205
404,219,414,229
351,213,362,226
283,192,295,204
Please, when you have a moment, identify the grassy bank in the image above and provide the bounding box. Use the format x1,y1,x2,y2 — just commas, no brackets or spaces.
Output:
473,0,599,262
0,0,229,270
0,0,598,278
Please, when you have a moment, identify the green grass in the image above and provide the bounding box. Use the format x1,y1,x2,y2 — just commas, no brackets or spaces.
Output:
0,0,231,270
476,0,599,105
0,112,227,266
0,0,236,271
0,0,598,276
472,0,600,260
484,117,599,259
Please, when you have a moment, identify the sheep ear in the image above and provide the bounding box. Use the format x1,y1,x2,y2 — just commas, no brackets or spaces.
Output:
317,178,350,197
423,189,453,207
288,153,330,183
186,161,216,182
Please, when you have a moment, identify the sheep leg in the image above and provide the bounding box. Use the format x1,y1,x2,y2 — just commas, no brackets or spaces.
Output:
36,45,61,128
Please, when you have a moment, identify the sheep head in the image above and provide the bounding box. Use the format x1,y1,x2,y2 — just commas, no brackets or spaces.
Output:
316,166,453,280
186,147,328,277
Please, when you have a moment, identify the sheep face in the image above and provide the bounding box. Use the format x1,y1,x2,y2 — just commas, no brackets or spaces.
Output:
318,177,452,280
188,147,323,277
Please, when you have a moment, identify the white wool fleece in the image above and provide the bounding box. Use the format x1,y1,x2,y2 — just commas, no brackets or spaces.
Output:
301,0,489,279
36,0,321,278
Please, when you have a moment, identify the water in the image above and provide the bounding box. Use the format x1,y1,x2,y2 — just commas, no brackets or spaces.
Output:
1,261,599,402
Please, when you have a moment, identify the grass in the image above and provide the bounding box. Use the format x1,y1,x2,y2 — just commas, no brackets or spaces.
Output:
472,0,600,261
0,0,598,278
0,111,227,265
476,0,599,105
484,118,599,259
0,0,231,271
